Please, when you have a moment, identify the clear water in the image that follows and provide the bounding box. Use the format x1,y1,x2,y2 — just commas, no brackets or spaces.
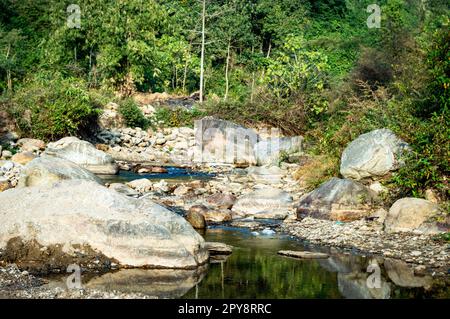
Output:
100,167,215,184
181,227,449,299
55,170,448,299
44,227,449,299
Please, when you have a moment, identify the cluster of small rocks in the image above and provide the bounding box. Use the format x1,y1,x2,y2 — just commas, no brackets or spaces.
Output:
281,217,449,275
96,126,195,164
0,160,22,189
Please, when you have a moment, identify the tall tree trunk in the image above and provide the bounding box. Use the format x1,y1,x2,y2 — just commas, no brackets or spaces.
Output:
6,44,12,92
199,0,206,103
6,70,12,92
224,38,231,101
182,44,191,94
250,46,255,103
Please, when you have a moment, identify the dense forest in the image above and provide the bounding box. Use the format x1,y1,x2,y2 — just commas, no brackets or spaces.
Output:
0,0,448,202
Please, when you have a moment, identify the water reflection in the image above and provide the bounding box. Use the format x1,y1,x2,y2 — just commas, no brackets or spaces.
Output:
182,227,449,299
44,227,448,299
84,267,208,298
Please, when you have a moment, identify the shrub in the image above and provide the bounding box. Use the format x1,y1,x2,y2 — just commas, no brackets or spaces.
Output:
153,106,206,128
292,155,337,190
118,98,150,129
7,75,100,141
390,111,449,199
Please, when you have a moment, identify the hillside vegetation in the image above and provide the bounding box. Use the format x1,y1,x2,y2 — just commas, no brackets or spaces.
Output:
0,0,448,201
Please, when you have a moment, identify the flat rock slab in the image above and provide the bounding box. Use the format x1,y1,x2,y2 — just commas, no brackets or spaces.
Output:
277,250,329,259
205,242,233,255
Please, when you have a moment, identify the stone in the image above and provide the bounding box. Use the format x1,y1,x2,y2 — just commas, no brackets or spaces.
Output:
153,180,169,193
384,259,432,288
205,193,236,209
11,152,37,165
98,103,125,129
1,150,12,159
367,208,388,224
384,198,447,234
17,155,102,188
0,180,208,271
340,129,409,180
247,166,284,184
296,178,377,222
185,211,206,229
278,250,329,259
46,137,118,175
135,165,168,174
232,187,292,219
173,185,191,197
126,179,153,193
424,189,439,203
188,205,209,216
413,265,428,276
194,117,259,166
204,242,233,255
202,209,233,223
108,183,139,197
369,181,387,194
0,180,11,192
0,132,19,144
254,136,303,166
17,138,46,152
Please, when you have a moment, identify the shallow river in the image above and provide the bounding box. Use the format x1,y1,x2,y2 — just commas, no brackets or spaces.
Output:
56,169,447,299
43,226,449,299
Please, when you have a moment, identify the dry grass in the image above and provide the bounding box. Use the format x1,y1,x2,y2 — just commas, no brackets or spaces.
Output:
293,155,338,190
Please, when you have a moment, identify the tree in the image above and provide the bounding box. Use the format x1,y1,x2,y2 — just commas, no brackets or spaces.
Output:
0,27,25,92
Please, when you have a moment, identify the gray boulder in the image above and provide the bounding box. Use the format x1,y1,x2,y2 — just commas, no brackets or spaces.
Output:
46,137,118,175
17,155,102,188
232,187,293,219
340,129,409,180
0,180,208,271
296,177,378,221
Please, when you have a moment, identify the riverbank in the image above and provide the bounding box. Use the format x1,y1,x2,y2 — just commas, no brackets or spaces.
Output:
282,218,449,276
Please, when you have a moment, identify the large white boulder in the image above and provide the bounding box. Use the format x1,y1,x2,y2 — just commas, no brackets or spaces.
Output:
46,137,118,174
0,180,208,271
340,129,409,180
17,155,102,187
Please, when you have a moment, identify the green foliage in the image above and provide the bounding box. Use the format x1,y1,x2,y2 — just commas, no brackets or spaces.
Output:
390,112,449,199
6,73,100,140
422,20,449,116
118,98,149,129
153,107,206,128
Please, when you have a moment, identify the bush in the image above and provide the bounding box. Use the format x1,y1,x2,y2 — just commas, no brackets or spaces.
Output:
153,106,206,128
7,75,100,141
390,111,449,199
118,98,150,129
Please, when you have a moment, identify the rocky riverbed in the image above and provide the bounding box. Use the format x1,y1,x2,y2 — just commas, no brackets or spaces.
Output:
0,119,448,299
